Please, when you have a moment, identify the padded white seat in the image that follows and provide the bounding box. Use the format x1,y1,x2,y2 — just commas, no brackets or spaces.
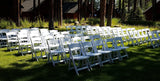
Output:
68,43,90,76
73,55,90,60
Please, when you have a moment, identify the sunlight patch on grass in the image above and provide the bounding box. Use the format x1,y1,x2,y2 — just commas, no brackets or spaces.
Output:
134,66,144,71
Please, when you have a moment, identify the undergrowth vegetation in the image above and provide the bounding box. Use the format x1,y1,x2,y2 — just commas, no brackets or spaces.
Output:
0,18,159,30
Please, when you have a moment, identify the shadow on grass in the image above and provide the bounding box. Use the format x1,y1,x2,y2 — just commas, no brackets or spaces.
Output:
1,45,160,81
10,63,30,68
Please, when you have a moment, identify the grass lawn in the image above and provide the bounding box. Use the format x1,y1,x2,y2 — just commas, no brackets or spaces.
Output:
1,37,160,81
0,18,160,81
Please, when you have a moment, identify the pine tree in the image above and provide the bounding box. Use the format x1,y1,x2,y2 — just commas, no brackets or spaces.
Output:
100,0,106,26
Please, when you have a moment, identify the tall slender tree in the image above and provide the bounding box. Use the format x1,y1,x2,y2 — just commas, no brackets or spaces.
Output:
78,0,82,21
107,0,113,26
133,0,138,12
121,0,125,21
140,0,143,8
49,0,54,30
33,0,36,20
119,0,121,11
54,0,58,21
38,0,40,16
85,0,89,20
91,0,94,17
15,0,21,26
100,0,106,26
128,0,131,12
58,0,63,26
152,0,157,21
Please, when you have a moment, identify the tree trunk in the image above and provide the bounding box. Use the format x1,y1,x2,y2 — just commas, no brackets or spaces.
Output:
85,0,88,20
107,0,113,26
140,0,143,8
100,0,106,26
106,0,109,17
49,0,54,30
122,0,124,15
38,0,40,16
33,0,36,20
128,0,131,12
91,0,94,17
78,0,82,21
54,0,58,21
58,0,63,26
119,0,121,11
145,0,147,6
113,0,115,17
14,0,21,26
152,0,157,21
133,0,138,12
121,0,125,21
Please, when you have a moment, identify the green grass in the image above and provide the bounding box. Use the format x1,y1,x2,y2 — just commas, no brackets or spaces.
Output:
1,41,160,81
1,18,160,81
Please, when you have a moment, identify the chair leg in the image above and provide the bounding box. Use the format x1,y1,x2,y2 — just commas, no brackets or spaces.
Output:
87,58,92,70
34,52,38,61
68,59,71,70
51,54,55,66
85,59,90,71
108,53,113,63
48,53,50,62
97,56,102,67
132,39,135,46
124,49,129,58
72,59,79,76
117,51,122,61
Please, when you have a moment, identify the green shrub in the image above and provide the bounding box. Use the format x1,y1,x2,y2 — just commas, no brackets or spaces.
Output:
0,19,11,29
123,20,156,26
128,6,145,21
87,18,100,25
20,19,32,28
10,21,17,29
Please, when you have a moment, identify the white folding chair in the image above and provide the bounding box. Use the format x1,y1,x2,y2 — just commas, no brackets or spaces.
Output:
30,28,39,31
40,29,53,40
76,26,82,34
18,32,31,55
104,38,121,62
30,32,47,61
141,29,150,43
68,43,90,76
128,30,141,46
101,27,112,38
82,41,102,67
81,36,91,42
47,39,66,66
86,26,93,35
50,30,58,34
147,30,160,48
0,29,9,47
114,37,129,60
10,29,20,32
91,35,111,64
121,29,128,42
81,26,87,35
6,31,19,51
61,31,70,36
70,26,76,34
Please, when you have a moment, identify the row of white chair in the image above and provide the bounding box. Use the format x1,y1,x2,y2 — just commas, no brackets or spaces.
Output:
66,25,157,47
68,35,129,75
